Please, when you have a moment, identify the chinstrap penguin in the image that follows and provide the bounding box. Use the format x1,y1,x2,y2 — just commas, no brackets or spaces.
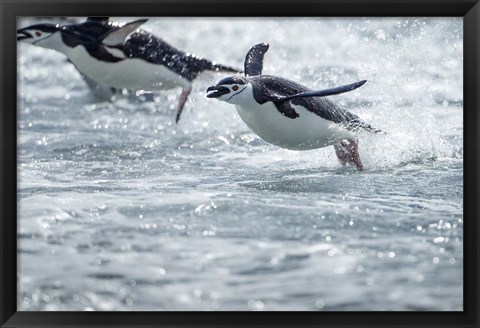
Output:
206,43,381,170
17,17,241,122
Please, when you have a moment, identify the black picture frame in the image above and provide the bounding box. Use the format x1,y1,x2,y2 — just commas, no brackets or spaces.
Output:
1,0,479,327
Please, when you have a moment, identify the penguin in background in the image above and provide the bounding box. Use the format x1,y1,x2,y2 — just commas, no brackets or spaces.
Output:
17,17,242,122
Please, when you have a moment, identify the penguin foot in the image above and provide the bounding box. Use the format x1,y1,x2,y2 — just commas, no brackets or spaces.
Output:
175,88,192,123
334,139,363,170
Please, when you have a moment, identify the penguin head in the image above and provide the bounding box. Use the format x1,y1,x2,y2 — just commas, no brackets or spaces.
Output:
206,76,249,104
17,23,62,48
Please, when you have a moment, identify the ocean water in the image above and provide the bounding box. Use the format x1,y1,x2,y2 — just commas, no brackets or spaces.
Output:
17,17,463,311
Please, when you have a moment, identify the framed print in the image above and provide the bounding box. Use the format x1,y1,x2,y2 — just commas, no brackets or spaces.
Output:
1,0,479,327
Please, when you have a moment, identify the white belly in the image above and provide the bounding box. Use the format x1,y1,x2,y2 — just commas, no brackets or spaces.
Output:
66,46,191,91
235,102,355,150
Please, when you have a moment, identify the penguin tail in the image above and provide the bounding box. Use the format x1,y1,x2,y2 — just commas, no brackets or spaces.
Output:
366,126,386,134
360,124,386,135
209,62,243,74
345,119,386,134
192,57,242,75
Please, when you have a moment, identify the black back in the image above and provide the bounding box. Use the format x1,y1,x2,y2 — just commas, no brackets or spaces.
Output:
250,75,378,132
59,19,239,81
123,30,234,80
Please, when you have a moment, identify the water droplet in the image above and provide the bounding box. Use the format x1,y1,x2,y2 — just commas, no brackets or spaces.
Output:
315,299,325,309
248,299,264,310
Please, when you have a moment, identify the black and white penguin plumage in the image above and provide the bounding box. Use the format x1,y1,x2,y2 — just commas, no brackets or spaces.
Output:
17,17,242,122
206,43,381,170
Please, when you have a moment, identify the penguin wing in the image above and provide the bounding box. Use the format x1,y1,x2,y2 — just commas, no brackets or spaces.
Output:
101,19,148,46
276,80,367,102
244,43,269,77
274,101,300,119
251,76,366,103
252,76,380,132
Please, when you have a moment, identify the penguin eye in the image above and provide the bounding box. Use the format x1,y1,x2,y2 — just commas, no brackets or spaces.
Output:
35,31,42,37
232,85,239,91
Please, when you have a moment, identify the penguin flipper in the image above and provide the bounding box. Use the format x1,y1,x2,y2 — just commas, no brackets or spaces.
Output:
273,101,300,119
244,43,269,77
101,19,148,46
277,80,367,102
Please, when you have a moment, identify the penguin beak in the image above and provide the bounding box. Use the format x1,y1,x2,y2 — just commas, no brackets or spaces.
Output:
206,85,229,98
17,29,32,41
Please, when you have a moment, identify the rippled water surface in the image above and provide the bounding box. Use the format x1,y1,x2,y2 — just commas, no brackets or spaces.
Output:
17,17,463,311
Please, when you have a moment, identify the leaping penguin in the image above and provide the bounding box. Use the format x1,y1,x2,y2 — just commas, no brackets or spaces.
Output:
17,17,242,122
206,43,381,170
